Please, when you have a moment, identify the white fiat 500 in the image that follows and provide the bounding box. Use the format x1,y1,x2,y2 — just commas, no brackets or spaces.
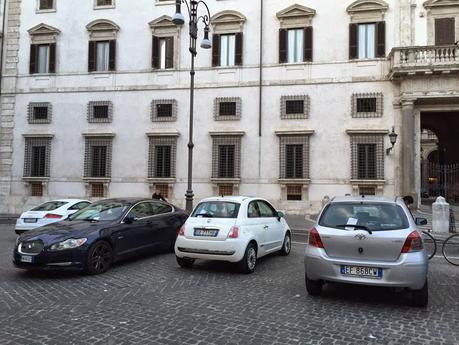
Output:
175,196,292,273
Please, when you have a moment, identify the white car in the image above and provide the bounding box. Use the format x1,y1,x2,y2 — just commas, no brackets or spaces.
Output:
175,196,292,273
15,199,91,234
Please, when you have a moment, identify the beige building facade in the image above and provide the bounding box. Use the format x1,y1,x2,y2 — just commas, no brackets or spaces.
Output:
0,0,458,214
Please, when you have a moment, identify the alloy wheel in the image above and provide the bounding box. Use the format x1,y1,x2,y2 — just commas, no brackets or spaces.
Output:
90,243,112,273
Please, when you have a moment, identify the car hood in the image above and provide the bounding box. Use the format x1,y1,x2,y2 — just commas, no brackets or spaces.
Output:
17,220,114,245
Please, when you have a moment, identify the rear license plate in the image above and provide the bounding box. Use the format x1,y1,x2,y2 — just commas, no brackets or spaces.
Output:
340,265,382,279
20,255,33,263
23,218,37,223
194,229,219,237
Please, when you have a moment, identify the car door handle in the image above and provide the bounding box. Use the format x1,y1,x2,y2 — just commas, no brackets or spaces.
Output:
264,226,269,230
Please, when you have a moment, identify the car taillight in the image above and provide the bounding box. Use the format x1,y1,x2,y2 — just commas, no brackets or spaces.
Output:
228,226,239,239
401,231,423,253
44,214,62,219
178,226,185,236
308,228,324,248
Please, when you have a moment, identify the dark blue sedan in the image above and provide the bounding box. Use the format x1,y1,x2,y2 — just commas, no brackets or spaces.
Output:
13,198,188,275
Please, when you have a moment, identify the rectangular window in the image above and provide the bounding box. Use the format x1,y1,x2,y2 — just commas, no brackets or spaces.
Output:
287,29,304,63
31,146,46,177
31,182,43,197
155,145,172,178
218,184,234,196
91,183,104,198
218,145,235,178
96,41,110,71
287,185,302,201
357,143,376,179
285,144,304,179
37,45,50,74
285,100,304,115
96,0,113,6
219,102,237,117
356,98,377,113
435,18,455,45
358,23,375,59
39,0,54,10
220,34,235,67
33,106,49,120
91,146,107,177
93,105,109,119
156,104,173,118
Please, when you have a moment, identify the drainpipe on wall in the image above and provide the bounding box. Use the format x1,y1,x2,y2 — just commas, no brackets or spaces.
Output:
257,0,264,180
0,0,8,97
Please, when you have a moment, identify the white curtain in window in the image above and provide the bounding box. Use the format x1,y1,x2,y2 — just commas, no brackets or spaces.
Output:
358,24,375,59
159,39,166,69
366,24,375,58
38,45,49,74
227,34,235,66
96,41,109,71
220,34,235,67
287,29,303,63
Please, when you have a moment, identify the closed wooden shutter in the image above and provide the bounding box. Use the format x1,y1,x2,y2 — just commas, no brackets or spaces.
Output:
212,34,220,67
376,21,386,57
165,37,174,69
235,32,243,66
435,18,455,45
152,35,159,68
109,40,116,71
49,43,56,73
304,27,313,62
279,29,287,63
349,23,358,59
30,44,37,74
88,41,96,72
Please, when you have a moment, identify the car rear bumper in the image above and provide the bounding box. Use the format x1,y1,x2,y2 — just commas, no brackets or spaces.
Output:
304,246,428,290
175,237,245,263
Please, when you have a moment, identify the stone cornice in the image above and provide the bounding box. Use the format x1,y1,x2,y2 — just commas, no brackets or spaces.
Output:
275,130,315,136
423,0,459,9
346,129,390,135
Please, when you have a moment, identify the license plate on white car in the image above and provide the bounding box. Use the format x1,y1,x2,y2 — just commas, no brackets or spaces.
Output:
194,228,218,237
20,255,33,263
23,218,37,223
340,265,382,279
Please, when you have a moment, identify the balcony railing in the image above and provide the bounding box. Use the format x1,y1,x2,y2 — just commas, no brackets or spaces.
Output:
389,45,459,79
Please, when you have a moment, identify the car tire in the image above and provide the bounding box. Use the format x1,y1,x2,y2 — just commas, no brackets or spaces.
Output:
85,241,113,275
279,232,291,256
176,256,194,268
305,274,323,296
238,243,257,274
411,280,428,307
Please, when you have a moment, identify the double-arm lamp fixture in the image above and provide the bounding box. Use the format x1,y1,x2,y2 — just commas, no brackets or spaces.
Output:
172,0,212,212
386,127,398,155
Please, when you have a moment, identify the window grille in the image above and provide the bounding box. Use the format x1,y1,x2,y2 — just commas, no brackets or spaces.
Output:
91,183,104,197
88,101,113,123
350,134,384,180
214,97,241,121
84,137,112,178
279,136,309,179
28,103,52,124
148,136,177,178
359,186,376,196
287,185,302,201
24,137,51,177
151,100,177,122
154,184,169,198
39,0,54,10
352,93,383,118
218,184,234,196
31,182,43,196
97,0,113,5
281,95,309,119
211,135,241,179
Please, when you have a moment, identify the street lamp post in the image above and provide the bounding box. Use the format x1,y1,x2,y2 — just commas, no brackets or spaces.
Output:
172,0,212,213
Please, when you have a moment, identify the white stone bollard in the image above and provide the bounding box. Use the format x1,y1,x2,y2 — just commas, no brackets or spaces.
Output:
432,196,450,234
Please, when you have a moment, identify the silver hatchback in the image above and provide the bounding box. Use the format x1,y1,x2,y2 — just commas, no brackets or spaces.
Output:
304,196,428,307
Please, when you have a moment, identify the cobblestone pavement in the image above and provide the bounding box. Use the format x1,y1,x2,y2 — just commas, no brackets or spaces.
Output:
0,224,458,345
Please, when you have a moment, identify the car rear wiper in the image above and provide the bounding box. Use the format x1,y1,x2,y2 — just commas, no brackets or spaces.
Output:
334,224,373,234
195,213,214,218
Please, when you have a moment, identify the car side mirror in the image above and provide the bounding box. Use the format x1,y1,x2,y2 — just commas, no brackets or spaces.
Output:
277,211,284,221
124,214,136,224
415,217,427,226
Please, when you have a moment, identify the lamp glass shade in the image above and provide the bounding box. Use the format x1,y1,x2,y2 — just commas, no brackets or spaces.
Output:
172,12,185,25
200,38,212,49
389,132,398,145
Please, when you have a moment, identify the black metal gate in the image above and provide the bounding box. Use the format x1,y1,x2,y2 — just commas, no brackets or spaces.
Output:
422,162,459,203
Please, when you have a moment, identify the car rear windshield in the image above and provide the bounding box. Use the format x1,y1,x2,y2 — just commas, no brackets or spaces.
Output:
192,201,240,219
31,201,67,211
319,202,409,231
69,201,128,221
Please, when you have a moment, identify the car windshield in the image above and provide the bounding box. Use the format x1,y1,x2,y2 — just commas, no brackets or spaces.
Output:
191,201,240,219
319,202,409,231
69,201,128,221
31,201,67,211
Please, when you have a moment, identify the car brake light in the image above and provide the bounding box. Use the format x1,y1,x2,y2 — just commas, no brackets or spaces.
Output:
401,231,423,253
309,228,324,248
228,226,239,239
178,226,185,236
44,213,62,219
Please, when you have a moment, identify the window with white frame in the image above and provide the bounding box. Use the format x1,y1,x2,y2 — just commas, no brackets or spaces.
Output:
38,0,54,11
86,19,119,72
28,24,60,74
211,11,245,68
